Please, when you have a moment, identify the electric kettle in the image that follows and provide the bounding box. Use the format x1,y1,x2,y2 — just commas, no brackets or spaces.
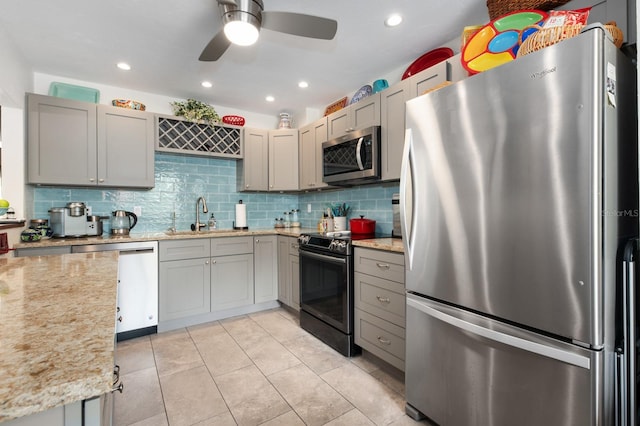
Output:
110,210,137,235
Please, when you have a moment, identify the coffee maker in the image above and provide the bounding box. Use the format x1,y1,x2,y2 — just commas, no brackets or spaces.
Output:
49,202,100,237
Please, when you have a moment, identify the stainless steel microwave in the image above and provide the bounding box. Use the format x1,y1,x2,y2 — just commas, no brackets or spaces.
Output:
322,125,381,185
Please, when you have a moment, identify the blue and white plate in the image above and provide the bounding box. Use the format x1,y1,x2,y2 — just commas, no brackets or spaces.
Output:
349,85,373,104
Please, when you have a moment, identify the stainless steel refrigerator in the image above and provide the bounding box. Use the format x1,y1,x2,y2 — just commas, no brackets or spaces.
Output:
400,26,638,425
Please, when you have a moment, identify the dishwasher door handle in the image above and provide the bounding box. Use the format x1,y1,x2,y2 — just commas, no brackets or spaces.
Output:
119,248,155,255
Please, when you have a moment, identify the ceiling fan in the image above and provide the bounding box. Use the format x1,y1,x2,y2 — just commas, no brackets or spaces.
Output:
199,0,338,61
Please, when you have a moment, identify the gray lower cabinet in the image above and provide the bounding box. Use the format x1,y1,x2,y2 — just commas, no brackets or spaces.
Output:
159,237,255,322
354,247,406,371
211,253,254,311
159,240,211,321
27,93,154,188
254,235,278,303
277,235,300,310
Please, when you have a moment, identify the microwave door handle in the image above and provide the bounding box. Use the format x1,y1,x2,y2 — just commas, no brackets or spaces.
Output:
355,137,364,170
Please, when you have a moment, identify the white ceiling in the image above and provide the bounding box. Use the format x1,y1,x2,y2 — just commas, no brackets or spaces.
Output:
0,0,489,121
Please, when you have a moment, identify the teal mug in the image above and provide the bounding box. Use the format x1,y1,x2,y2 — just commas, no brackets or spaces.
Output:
372,79,389,93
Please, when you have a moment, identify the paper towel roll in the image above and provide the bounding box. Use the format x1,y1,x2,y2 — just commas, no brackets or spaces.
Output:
235,201,247,229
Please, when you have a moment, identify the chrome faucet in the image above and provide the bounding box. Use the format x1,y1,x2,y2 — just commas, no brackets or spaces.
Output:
192,196,209,232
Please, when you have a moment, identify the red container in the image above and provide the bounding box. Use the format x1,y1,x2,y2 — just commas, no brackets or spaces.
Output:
350,216,376,234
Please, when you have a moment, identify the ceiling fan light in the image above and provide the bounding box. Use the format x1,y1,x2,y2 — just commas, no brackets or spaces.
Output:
224,21,260,46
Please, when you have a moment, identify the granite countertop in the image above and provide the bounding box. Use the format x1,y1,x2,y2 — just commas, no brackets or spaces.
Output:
14,227,404,253
0,252,119,423
352,237,404,253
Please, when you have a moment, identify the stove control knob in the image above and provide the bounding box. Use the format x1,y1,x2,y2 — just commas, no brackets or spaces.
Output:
329,240,347,253
298,235,310,245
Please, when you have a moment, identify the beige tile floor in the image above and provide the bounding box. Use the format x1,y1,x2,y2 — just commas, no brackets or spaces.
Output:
114,307,429,426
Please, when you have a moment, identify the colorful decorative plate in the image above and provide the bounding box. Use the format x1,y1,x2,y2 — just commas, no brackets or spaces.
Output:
462,10,548,75
349,85,373,105
402,47,454,80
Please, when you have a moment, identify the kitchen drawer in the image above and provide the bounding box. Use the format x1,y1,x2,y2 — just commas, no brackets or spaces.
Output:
211,236,253,256
354,247,404,284
355,271,405,327
159,239,210,261
355,308,405,371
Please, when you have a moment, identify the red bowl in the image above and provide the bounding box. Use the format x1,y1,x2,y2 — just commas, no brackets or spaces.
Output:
222,115,245,126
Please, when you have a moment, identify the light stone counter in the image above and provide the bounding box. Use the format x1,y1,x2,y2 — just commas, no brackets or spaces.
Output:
12,227,315,251
0,252,119,423
352,237,404,253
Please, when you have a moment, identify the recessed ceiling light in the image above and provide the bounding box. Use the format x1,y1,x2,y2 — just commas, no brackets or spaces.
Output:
116,62,131,71
201,81,213,88
385,14,403,27
298,81,309,89
265,95,275,102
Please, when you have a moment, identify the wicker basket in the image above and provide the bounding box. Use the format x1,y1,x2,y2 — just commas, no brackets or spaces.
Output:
518,21,625,57
486,0,570,20
517,24,584,57
604,21,624,48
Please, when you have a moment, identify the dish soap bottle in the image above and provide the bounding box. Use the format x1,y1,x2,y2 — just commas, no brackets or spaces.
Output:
208,213,217,230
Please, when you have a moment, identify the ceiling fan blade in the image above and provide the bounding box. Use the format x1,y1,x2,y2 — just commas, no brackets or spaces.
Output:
261,11,337,40
199,30,232,61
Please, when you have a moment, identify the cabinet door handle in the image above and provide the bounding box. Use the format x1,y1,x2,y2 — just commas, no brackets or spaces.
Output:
98,178,105,183
245,184,250,188
117,316,123,322
376,263,390,270
89,178,95,182
113,365,120,385
377,336,391,345
112,382,124,394
211,260,216,264
376,295,391,304
256,239,260,243
291,244,299,249
205,260,209,265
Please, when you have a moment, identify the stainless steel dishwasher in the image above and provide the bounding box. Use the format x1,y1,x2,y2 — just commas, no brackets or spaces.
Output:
72,241,158,340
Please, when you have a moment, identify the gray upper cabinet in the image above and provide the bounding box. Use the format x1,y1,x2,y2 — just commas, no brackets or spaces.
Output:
405,60,447,99
238,128,269,191
380,78,412,181
27,93,154,188
299,117,329,191
327,92,381,140
268,129,299,191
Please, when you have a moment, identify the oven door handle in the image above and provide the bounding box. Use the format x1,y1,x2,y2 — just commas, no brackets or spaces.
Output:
299,249,348,265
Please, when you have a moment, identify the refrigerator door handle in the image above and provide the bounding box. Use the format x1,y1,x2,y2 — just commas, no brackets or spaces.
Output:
400,128,415,269
619,238,638,426
407,295,591,369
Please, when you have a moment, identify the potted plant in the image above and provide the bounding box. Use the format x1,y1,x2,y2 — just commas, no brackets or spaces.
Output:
170,98,220,126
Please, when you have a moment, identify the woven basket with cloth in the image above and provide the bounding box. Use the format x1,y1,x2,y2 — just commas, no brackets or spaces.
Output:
486,0,570,20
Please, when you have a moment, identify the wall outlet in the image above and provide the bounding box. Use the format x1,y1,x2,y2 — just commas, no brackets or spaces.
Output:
133,206,142,217
86,206,92,216
307,203,312,213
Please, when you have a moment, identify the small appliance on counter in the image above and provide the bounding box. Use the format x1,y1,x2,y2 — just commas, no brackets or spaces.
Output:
49,202,102,238
110,210,137,235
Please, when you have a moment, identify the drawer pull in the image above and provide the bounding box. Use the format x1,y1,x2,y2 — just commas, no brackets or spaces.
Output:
112,382,124,394
376,263,390,270
113,365,120,385
376,295,391,304
377,336,391,345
